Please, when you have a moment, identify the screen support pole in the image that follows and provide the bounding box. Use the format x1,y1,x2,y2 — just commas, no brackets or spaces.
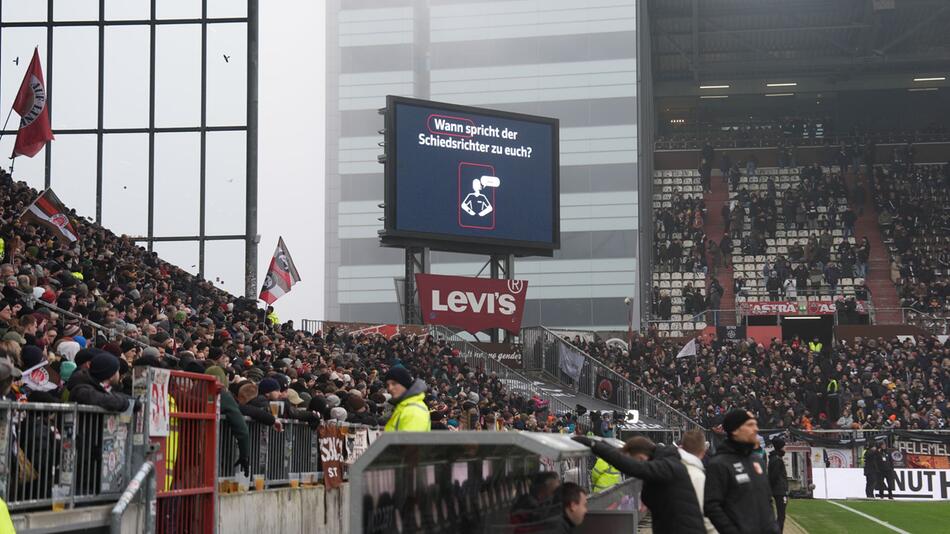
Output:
404,247,430,325
488,254,515,342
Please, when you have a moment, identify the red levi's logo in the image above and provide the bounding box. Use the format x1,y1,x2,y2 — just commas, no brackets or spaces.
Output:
415,274,528,334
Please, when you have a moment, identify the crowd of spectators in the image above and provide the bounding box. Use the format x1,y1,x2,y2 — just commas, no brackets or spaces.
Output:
572,333,949,433
0,171,589,456
873,162,950,316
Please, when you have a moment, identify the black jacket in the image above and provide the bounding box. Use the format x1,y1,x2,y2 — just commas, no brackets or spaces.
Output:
590,441,706,534
704,438,779,534
767,450,788,497
67,371,131,412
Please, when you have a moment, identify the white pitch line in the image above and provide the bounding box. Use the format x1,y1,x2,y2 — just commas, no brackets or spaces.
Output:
826,501,912,534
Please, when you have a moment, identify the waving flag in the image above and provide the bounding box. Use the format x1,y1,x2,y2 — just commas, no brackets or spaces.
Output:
12,48,54,158
259,237,301,304
20,189,78,243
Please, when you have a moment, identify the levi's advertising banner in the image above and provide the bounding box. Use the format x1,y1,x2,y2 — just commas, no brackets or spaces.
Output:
415,274,528,334
390,97,557,251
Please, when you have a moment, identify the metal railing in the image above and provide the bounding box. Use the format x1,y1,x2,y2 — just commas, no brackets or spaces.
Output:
520,327,703,432
654,131,950,151
426,325,581,420
111,458,157,534
646,309,740,333
0,401,134,512
216,417,379,487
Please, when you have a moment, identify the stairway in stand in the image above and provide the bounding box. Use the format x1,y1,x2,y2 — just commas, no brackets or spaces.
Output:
704,174,736,326
848,172,902,324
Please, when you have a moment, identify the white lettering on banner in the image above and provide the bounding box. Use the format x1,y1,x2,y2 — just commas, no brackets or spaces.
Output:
430,290,516,315
813,468,950,500
148,368,171,437
893,440,949,456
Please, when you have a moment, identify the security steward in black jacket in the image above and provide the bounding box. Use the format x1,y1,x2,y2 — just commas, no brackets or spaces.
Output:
705,409,779,534
573,435,706,534
768,438,789,532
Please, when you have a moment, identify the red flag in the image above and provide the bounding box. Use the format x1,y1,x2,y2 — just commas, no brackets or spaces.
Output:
259,237,302,304
12,48,54,158
19,188,78,243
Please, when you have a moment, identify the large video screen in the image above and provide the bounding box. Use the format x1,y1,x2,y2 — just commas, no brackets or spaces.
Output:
382,96,559,256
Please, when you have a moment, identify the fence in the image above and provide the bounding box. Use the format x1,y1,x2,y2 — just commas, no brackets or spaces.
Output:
521,326,702,432
217,417,380,488
0,401,133,512
427,325,583,422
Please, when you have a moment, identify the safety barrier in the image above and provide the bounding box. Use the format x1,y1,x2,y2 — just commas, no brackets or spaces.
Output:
0,400,134,512
427,324,582,422
144,370,219,534
216,417,380,488
521,326,702,432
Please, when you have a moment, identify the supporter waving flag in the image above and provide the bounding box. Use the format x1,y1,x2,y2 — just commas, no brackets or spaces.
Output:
19,188,78,243
11,47,54,158
259,237,301,304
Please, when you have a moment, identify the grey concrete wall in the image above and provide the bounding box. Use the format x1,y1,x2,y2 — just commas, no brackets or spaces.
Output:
12,502,144,534
218,484,350,534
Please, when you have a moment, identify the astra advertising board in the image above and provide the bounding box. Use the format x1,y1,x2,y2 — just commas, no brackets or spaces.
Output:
415,274,528,334
741,300,869,316
382,96,559,256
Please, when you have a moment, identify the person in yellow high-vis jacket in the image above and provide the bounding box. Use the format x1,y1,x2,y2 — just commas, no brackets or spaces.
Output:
383,367,430,432
164,396,179,491
0,498,14,534
591,457,621,492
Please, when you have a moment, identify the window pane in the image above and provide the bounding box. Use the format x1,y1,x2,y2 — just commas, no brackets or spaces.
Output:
102,133,148,237
50,134,97,222
104,26,149,128
104,0,148,21
2,0,46,22
52,27,99,129
1,28,48,113
156,0,201,20
155,25,200,127
204,239,245,296
207,22,247,126
208,0,247,19
153,132,200,236
153,241,199,277
205,131,246,234
54,0,98,21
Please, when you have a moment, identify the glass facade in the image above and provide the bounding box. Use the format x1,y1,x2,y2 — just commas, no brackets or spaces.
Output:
0,1,254,297
326,0,642,329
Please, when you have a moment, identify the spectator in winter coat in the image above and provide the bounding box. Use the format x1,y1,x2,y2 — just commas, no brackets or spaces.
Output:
679,429,718,534
206,366,250,477
767,438,788,532
68,352,130,411
704,409,778,534
573,434,707,534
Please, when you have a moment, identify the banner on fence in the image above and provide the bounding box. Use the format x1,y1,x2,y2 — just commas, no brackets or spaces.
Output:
595,372,620,405
100,414,129,492
892,438,950,469
473,342,523,369
558,344,585,382
319,424,346,489
148,368,171,437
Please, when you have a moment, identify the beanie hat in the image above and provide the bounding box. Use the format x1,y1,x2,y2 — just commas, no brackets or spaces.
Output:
21,345,46,370
722,409,753,436
75,348,97,367
384,366,413,389
330,407,347,421
346,396,366,412
325,394,341,408
771,437,786,451
258,378,280,395
89,353,120,382
205,366,228,386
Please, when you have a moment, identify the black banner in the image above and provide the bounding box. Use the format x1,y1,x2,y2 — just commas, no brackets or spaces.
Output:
717,325,747,341
595,372,620,405
472,342,523,369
